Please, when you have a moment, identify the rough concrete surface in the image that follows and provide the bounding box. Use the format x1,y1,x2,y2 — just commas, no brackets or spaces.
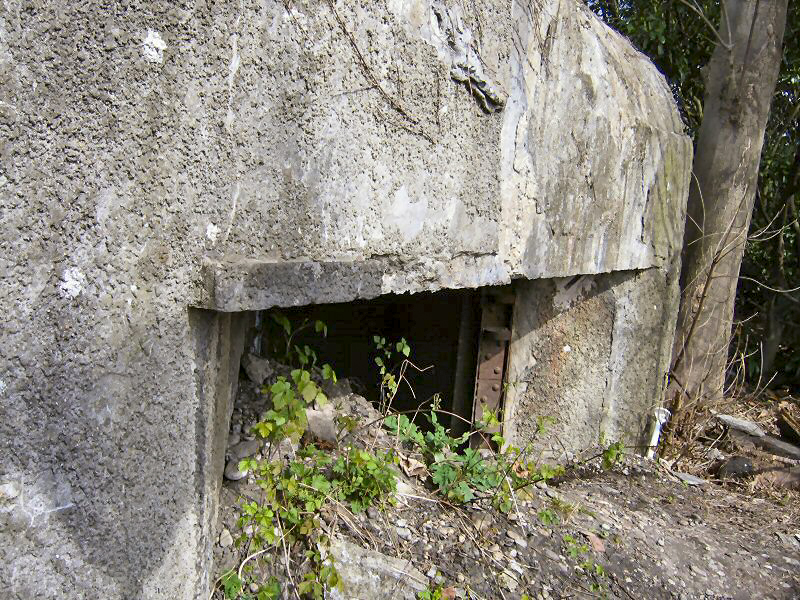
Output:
505,267,680,456
0,0,690,598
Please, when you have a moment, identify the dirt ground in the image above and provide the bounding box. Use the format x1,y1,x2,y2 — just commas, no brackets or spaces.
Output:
212,374,800,600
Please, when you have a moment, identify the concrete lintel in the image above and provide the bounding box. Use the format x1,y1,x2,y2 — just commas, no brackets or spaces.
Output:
197,257,387,312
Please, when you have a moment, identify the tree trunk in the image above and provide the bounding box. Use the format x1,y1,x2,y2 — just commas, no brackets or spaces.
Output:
669,0,788,418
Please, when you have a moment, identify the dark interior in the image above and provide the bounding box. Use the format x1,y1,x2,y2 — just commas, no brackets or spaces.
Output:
260,288,481,430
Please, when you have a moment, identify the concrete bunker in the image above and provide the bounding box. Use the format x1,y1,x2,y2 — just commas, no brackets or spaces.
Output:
0,0,695,596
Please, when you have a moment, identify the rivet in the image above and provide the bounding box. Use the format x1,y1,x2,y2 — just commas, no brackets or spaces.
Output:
480,396,487,403
485,353,492,360
492,383,500,392
493,366,501,374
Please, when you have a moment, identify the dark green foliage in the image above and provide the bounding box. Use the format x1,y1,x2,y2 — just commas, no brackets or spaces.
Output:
385,409,563,510
332,448,398,513
588,0,800,388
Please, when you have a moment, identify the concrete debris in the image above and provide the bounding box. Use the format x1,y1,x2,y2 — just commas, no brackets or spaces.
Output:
305,406,338,446
218,529,233,548
327,536,428,600
674,472,708,486
242,353,275,385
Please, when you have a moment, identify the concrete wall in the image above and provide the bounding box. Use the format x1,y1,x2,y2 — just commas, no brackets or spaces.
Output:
504,267,681,457
0,0,690,598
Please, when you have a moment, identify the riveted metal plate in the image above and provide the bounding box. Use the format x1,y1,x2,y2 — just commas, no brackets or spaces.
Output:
472,286,515,448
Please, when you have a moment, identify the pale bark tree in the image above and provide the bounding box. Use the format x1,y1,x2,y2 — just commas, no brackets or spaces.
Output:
669,0,789,424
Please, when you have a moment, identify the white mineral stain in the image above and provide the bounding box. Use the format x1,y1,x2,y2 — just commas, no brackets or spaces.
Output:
228,36,240,88
384,186,427,240
206,223,220,243
142,30,167,63
59,267,86,299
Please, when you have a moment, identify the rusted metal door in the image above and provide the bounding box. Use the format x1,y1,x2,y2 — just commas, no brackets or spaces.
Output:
471,286,514,448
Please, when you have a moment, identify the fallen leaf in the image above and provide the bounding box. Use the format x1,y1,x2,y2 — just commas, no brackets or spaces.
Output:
397,452,427,478
441,587,457,599
586,531,605,553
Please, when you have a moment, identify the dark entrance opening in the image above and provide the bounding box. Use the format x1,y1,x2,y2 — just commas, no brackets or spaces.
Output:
256,285,514,437
259,289,475,431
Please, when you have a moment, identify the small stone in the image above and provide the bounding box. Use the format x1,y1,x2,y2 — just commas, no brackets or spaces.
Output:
600,523,611,531
396,526,412,540
224,459,248,481
249,583,259,593
367,506,380,521
499,571,518,592
242,354,274,385
0,482,21,500
396,518,408,528
507,529,528,548
229,439,261,459
508,560,524,575
586,532,605,553
544,548,562,563
488,543,500,553
689,564,708,577
219,528,233,547
456,573,465,582
471,512,493,532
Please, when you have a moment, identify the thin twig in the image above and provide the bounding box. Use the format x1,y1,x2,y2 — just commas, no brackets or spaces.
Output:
324,0,434,144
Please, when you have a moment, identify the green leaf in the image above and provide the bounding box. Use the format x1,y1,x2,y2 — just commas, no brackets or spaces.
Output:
221,570,243,599
270,312,291,336
314,320,328,337
322,363,337,382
